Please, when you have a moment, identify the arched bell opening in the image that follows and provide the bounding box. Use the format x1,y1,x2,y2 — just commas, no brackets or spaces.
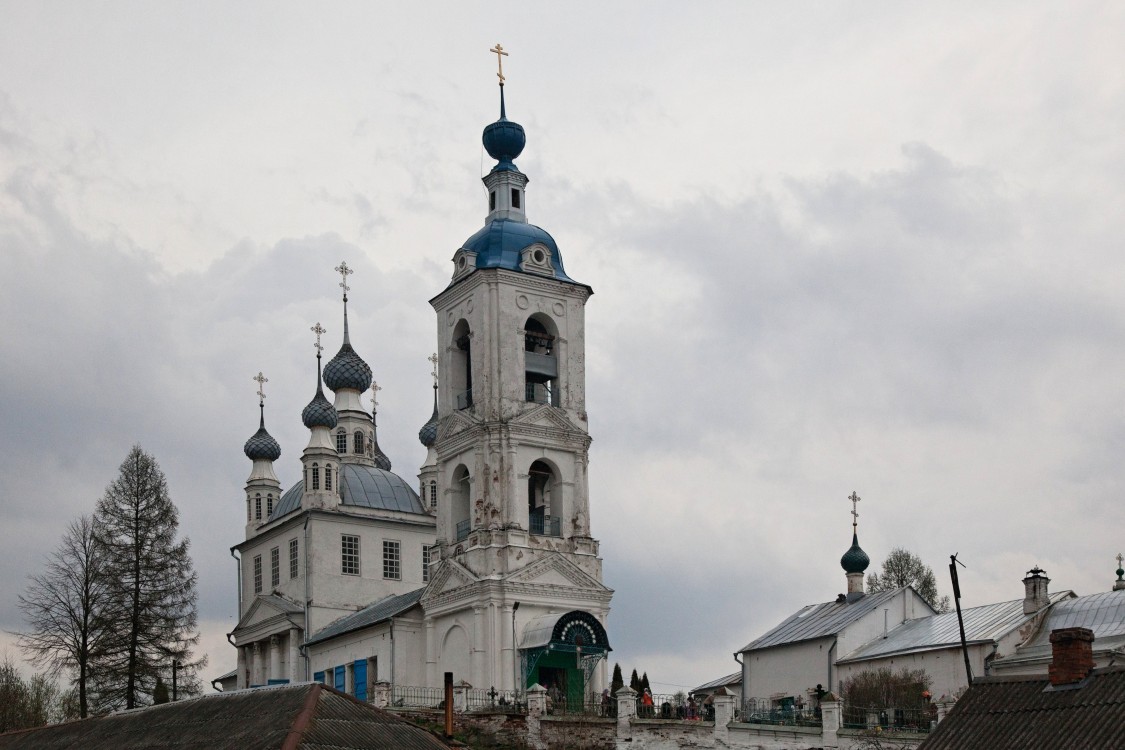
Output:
527,459,560,537
524,314,559,407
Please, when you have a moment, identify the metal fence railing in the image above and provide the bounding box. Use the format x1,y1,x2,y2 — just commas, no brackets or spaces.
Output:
392,685,444,709
842,705,934,733
740,698,821,727
466,688,524,712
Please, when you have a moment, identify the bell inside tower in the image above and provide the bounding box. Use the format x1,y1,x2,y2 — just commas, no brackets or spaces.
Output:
524,316,558,406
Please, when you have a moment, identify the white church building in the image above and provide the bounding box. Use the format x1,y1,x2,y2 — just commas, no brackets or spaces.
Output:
222,71,613,706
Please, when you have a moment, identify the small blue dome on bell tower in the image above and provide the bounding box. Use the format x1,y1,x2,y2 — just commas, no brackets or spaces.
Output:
482,87,525,169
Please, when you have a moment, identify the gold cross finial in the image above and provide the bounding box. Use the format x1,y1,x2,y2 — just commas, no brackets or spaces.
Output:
335,261,353,300
370,380,382,412
311,322,326,354
253,372,268,404
490,43,509,85
428,352,439,387
848,491,861,529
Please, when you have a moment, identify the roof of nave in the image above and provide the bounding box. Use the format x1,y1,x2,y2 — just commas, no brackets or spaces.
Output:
270,464,426,522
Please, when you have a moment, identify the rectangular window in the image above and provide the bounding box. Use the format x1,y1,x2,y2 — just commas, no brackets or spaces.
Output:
270,546,280,588
342,534,360,576
289,538,299,579
312,466,320,490
511,188,521,209
253,555,262,594
489,190,496,211
325,466,332,491
336,432,347,453
383,540,401,580
255,495,262,520
422,545,432,582
266,495,273,516
429,482,437,509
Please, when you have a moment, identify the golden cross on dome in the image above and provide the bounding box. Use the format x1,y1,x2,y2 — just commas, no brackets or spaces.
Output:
253,372,268,404
335,261,353,299
370,380,382,412
490,43,508,85
428,352,439,386
848,491,861,528
311,322,326,354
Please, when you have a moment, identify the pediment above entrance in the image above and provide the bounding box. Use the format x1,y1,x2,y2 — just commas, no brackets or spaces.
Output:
504,554,608,592
232,594,303,643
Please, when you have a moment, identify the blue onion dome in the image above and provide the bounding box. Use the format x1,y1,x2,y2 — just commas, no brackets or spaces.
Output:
244,409,281,461
418,389,439,448
483,87,525,169
371,439,392,471
841,532,870,574
302,387,338,429
324,342,373,393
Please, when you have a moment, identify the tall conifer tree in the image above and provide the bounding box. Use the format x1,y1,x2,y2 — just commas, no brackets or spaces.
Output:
93,446,203,710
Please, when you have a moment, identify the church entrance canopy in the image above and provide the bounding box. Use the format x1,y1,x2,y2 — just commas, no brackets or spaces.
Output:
519,610,611,705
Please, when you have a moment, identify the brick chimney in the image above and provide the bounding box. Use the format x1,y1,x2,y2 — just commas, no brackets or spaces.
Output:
1048,627,1095,686
1023,566,1050,614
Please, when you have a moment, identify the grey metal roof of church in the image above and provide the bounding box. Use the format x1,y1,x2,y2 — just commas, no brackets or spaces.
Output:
306,588,425,646
271,464,426,521
738,588,910,653
838,591,1074,664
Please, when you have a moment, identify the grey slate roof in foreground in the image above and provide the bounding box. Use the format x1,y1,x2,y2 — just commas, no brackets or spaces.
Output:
739,588,911,653
0,682,454,750
918,666,1125,750
306,589,425,647
838,591,1073,664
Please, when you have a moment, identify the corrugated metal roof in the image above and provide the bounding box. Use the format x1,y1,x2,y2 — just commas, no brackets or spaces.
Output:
692,671,741,693
0,682,454,749
839,592,1073,663
739,588,911,653
1022,588,1125,646
306,588,425,646
270,464,427,522
918,667,1125,750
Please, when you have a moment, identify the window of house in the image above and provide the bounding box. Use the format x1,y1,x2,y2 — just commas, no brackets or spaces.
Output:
270,547,280,588
383,540,400,580
253,555,262,594
325,466,332,492
289,538,299,579
354,431,364,454
342,534,360,576
422,545,432,582
255,494,262,520
336,431,347,454
312,464,320,490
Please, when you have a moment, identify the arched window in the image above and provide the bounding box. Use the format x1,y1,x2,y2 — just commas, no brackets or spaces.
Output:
368,431,374,456
524,315,559,407
336,430,347,454
312,463,320,491
354,431,364,455
452,465,471,541
255,493,262,521
325,466,333,491
527,460,559,537
452,320,472,410
429,480,437,510
247,496,252,522
266,494,273,516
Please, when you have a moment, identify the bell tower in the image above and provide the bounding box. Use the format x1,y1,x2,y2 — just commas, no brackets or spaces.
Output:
420,50,612,696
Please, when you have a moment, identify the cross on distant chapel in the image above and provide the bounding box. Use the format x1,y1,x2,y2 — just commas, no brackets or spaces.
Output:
848,491,861,528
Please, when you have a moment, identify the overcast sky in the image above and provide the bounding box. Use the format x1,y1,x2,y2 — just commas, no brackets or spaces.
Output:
1,1,1123,695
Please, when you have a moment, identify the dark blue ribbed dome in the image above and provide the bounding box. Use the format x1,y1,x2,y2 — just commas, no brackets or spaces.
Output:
418,394,438,448
244,420,281,461
302,387,338,429
324,343,372,393
841,532,870,574
483,118,525,166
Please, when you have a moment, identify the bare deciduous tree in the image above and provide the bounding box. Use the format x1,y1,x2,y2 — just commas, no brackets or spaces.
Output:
867,548,951,613
17,514,108,718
